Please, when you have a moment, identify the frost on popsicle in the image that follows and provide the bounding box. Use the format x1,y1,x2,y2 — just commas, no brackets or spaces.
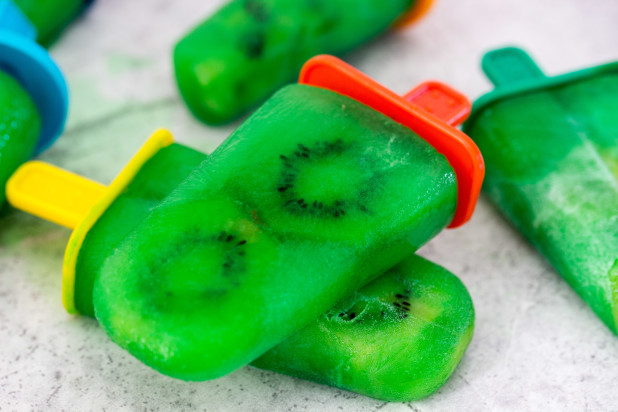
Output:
466,48,618,333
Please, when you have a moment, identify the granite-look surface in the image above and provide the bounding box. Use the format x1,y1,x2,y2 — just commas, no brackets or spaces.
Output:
1,0,618,410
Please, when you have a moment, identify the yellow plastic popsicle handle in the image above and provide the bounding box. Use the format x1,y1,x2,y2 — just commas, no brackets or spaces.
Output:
6,129,175,315
6,161,106,229
62,129,175,314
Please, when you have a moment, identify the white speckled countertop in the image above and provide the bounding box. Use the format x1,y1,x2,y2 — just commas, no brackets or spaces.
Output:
1,0,618,410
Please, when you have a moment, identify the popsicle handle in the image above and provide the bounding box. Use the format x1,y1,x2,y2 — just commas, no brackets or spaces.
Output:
482,47,546,88
6,161,106,229
404,81,471,127
394,0,436,28
0,0,36,39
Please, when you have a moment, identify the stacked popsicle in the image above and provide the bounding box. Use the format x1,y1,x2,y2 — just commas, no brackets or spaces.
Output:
8,57,483,401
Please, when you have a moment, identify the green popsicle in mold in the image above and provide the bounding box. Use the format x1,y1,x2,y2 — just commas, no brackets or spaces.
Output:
464,47,618,333
0,70,41,205
0,0,68,206
252,254,475,402
173,0,432,125
90,57,482,381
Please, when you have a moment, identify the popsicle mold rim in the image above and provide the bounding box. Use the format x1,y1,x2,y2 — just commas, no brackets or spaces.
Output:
0,0,35,39
0,0,69,154
464,46,618,133
299,54,484,228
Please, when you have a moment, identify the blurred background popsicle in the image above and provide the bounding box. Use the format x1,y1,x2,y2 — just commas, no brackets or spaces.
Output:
464,47,618,334
90,57,482,381
174,0,434,124
252,254,475,402
13,0,93,45
0,0,68,205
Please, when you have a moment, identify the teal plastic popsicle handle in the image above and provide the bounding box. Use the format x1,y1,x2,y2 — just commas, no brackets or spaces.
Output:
482,47,546,89
0,0,68,154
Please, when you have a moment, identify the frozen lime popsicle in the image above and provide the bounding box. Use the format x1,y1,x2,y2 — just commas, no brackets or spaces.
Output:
253,254,474,402
90,57,483,380
12,0,91,45
464,47,618,333
174,0,434,124
0,0,68,204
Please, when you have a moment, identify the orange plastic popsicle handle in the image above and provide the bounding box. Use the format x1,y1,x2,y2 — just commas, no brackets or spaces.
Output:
395,0,437,28
403,81,471,127
299,55,484,228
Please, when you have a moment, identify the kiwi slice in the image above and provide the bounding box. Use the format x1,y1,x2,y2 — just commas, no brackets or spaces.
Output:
252,255,475,402
275,138,383,227
93,197,279,381
222,84,457,244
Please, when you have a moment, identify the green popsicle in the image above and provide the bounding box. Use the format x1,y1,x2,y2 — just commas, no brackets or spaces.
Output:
465,47,618,333
253,254,474,402
0,69,41,206
13,0,89,45
92,84,458,380
174,0,419,125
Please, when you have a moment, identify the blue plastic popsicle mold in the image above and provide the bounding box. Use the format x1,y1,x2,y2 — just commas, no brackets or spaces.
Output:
0,0,68,154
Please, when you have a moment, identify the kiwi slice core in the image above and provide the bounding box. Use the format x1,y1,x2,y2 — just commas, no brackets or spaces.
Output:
278,140,378,218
